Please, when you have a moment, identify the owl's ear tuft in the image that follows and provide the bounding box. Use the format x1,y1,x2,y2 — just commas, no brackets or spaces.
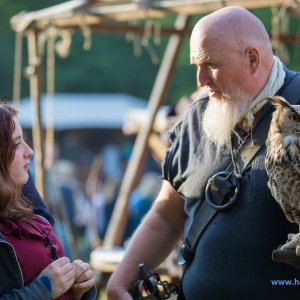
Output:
267,96,291,108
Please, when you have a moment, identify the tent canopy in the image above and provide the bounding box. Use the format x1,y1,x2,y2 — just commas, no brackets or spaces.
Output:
19,93,147,130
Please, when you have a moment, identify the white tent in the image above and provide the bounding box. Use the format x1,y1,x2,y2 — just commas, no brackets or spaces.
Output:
19,93,147,130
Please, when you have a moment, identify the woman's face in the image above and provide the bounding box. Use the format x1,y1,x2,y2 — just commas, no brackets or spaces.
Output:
8,117,33,186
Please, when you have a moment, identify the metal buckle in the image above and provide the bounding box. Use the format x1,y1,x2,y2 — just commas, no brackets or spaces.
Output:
177,241,194,266
205,171,241,210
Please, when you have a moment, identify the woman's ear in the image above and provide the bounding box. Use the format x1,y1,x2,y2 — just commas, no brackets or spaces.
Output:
245,47,259,74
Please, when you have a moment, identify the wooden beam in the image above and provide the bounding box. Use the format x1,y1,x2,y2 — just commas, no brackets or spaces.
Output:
287,6,300,19
148,133,168,163
55,22,300,45
271,33,300,44
87,0,288,21
11,0,290,33
34,17,192,37
24,19,300,45
10,0,89,33
27,29,47,203
103,14,190,247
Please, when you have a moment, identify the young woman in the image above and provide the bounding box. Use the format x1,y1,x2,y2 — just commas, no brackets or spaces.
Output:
0,102,96,299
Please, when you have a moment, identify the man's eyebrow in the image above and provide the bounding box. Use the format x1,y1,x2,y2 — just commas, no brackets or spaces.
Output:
190,54,214,64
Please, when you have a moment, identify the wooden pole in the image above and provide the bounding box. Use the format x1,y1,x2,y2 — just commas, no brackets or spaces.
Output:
27,29,47,204
103,14,190,247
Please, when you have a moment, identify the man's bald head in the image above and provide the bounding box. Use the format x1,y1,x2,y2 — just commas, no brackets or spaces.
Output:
191,6,273,68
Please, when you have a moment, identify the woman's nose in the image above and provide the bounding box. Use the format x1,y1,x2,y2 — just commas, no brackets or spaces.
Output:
25,143,34,158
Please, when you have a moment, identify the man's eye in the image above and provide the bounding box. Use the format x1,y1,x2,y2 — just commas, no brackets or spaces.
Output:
207,64,217,69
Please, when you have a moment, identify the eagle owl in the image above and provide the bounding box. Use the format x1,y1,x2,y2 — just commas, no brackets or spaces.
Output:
265,96,300,255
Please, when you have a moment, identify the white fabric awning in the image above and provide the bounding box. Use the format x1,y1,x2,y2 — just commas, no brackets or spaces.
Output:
19,93,147,130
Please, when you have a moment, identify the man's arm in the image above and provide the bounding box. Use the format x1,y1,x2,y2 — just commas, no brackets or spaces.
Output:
106,180,186,300
22,172,55,226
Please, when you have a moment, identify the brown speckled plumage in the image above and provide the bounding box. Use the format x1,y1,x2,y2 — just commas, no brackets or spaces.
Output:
265,96,300,253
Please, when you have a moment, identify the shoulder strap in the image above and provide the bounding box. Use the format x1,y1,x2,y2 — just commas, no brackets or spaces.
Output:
280,73,300,104
178,72,300,266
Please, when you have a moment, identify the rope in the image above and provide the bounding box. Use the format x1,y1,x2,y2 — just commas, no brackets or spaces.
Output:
76,13,92,51
13,31,23,102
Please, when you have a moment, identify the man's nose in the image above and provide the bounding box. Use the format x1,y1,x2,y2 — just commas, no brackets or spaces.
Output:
197,66,211,87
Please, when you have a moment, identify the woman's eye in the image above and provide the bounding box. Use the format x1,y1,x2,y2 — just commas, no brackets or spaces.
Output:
289,113,300,122
14,142,22,148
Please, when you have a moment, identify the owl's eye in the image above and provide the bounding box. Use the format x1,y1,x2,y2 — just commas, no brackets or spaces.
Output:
289,113,300,122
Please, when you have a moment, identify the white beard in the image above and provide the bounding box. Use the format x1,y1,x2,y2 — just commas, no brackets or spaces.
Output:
202,89,252,146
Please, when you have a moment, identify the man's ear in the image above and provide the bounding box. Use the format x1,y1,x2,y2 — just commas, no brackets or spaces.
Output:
245,47,259,74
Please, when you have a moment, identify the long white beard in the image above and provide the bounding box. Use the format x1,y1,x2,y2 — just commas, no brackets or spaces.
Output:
202,89,252,146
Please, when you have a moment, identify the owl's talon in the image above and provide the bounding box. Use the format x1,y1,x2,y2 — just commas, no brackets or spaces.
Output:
272,247,300,270
281,243,295,250
287,233,296,242
281,232,300,250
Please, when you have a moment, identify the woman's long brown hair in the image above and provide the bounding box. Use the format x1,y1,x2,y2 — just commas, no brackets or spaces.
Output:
0,102,33,220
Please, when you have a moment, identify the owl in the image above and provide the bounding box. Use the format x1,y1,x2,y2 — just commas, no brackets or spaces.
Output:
265,96,300,255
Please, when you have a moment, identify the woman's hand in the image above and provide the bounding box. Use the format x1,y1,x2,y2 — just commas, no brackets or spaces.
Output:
38,257,75,298
70,259,95,300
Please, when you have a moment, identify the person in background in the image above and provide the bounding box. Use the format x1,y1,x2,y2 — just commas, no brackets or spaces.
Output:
23,171,55,226
124,171,161,241
107,6,300,300
0,102,96,300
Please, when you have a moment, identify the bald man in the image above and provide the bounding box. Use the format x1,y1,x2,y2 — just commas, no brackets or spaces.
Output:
107,7,300,299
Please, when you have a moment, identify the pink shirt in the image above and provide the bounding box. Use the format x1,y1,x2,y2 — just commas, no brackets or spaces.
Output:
0,214,72,300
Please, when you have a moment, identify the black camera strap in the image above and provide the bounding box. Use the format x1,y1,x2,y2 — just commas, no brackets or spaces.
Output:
178,73,300,267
